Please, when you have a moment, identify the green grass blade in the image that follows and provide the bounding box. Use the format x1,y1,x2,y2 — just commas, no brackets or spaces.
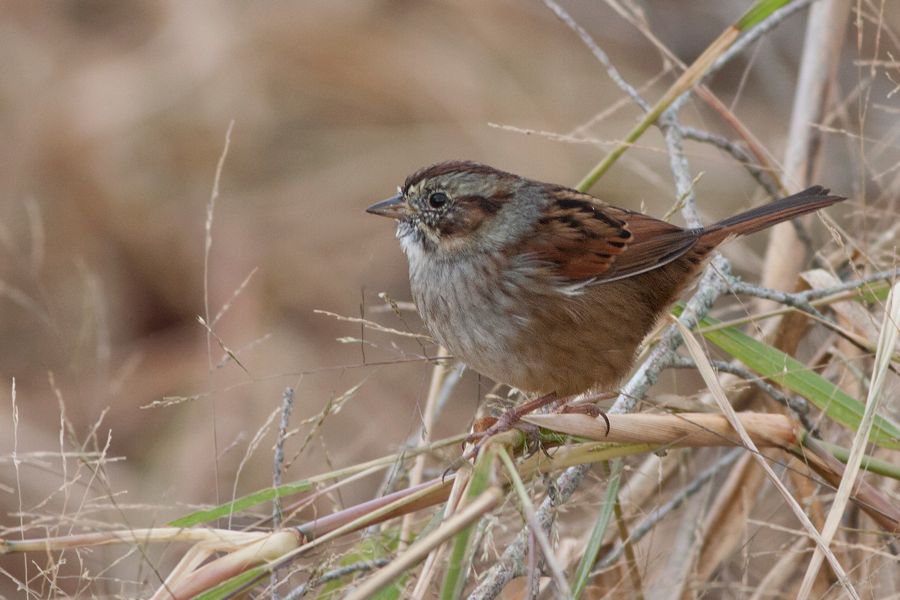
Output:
193,566,267,600
440,446,499,600
572,459,623,599
691,312,900,449
576,0,797,192
800,435,900,480
737,0,793,29
168,481,312,528
168,435,465,528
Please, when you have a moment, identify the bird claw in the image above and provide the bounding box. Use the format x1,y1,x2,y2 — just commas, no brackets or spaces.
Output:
556,403,611,436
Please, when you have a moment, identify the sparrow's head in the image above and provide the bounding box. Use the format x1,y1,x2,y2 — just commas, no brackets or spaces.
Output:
367,161,528,254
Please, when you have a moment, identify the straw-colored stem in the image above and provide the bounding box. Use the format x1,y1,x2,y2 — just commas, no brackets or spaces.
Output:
345,487,504,600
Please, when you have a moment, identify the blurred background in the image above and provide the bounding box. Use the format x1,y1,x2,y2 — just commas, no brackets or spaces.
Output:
1,1,898,596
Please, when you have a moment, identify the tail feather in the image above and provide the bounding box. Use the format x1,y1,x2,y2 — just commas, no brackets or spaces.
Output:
699,186,845,245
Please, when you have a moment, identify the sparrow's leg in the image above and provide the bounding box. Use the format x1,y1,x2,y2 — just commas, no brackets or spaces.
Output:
464,392,558,453
463,389,616,461
464,391,579,460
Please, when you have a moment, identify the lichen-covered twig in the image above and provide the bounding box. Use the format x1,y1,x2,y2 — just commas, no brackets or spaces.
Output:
541,0,650,112
669,356,814,431
680,126,781,198
281,558,391,600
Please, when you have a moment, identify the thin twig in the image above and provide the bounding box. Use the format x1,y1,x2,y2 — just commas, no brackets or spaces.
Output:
270,387,295,599
798,268,899,301
281,559,391,600
668,356,814,431
596,448,744,569
273,388,295,528
660,112,701,227
680,126,781,198
728,279,826,316
541,0,650,111
759,0,852,300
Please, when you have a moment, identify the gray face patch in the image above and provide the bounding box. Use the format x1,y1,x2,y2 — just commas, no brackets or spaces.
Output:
397,167,538,256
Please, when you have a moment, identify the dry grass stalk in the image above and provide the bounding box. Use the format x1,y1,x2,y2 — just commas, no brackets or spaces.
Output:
686,452,761,587
344,486,505,600
797,282,900,598
410,462,471,597
400,345,450,551
164,530,300,599
760,0,853,301
674,317,859,598
523,412,799,448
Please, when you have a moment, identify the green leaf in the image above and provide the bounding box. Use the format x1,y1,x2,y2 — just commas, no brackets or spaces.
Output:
193,565,267,600
572,460,622,599
576,0,799,192
370,578,405,600
691,311,900,449
804,435,900,480
737,0,793,30
169,481,312,528
168,435,466,528
440,445,500,600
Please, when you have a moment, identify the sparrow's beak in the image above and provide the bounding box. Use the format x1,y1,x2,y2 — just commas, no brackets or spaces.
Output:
366,194,408,219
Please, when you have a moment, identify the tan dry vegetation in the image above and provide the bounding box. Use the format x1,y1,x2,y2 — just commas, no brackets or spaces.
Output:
1,1,899,598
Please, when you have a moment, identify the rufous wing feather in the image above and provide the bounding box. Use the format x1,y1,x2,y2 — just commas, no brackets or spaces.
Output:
525,188,701,284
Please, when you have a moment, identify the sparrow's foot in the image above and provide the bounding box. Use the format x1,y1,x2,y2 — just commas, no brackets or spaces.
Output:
466,413,542,455
462,392,559,460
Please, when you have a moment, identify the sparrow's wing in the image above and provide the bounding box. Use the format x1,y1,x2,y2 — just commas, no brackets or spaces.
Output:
523,187,701,285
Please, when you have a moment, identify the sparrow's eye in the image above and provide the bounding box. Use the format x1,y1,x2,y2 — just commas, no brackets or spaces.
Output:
428,191,449,209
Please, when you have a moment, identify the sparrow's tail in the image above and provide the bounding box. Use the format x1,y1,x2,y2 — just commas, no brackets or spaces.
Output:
699,186,846,246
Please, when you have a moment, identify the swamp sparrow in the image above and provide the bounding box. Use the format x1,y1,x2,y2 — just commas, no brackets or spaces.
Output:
368,161,844,429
